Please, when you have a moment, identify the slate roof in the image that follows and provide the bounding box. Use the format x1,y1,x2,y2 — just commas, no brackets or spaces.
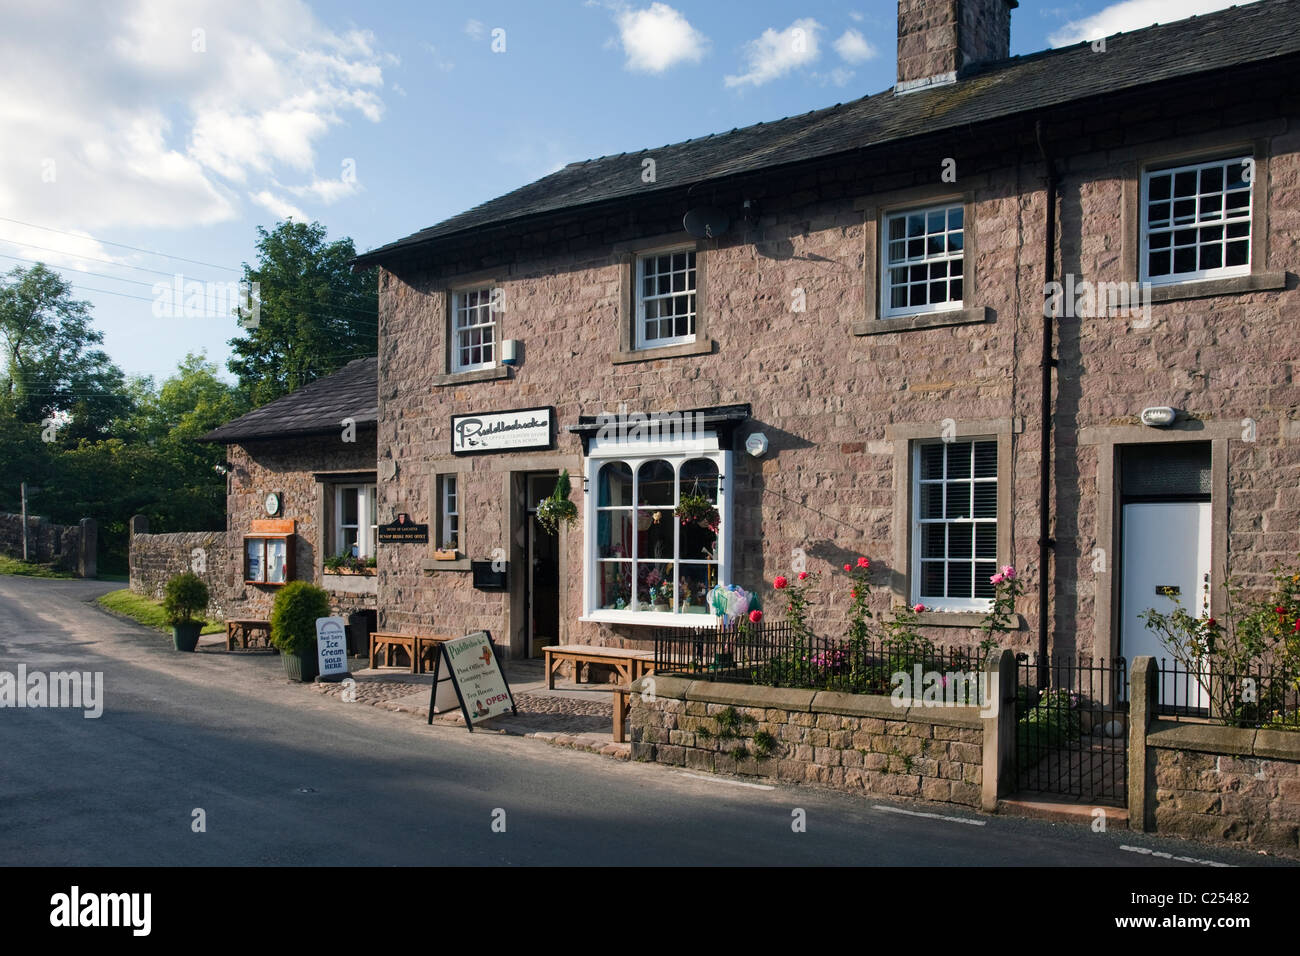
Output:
200,357,378,443
354,0,1300,268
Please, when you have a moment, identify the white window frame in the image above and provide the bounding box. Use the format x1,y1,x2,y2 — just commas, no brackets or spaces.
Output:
635,247,697,350
581,431,731,627
910,438,997,612
439,475,460,551
881,202,965,319
1140,154,1253,287
450,287,498,373
334,483,377,559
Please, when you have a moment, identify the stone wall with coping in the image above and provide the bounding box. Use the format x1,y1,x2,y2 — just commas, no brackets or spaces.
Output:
129,530,231,619
0,512,82,570
629,675,988,808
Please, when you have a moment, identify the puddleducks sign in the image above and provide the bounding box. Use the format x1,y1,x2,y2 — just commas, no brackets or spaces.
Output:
451,406,553,455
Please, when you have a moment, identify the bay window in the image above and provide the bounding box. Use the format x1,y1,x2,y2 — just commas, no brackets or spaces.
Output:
583,434,731,625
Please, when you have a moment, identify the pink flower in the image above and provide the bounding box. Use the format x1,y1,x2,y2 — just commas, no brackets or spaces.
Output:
912,603,925,613
843,564,851,572
1001,565,1016,579
856,557,870,569
850,590,857,599
991,573,1005,584
798,571,809,581
749,610,763,624
773,576,788,590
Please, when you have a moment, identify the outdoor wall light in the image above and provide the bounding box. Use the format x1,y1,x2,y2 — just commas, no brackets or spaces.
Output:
1140,406,1179,428
745,432,769,458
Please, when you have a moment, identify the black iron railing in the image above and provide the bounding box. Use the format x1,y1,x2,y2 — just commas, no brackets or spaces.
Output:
1155,658,1299,729
654,622,990,702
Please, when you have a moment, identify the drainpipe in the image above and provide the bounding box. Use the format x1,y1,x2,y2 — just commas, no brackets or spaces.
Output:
1036,119,1058,688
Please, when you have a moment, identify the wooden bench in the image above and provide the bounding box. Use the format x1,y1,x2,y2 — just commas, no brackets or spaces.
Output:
415,634,456,674
226,619,271,651
542,644,656,689
370,631,418,672
613,684,631,743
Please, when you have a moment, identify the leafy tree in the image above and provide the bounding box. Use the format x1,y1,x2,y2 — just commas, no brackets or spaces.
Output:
0,264,133,437
227,220,376,407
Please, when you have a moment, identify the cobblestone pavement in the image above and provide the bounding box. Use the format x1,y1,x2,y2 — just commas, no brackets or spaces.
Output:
308,674,629,759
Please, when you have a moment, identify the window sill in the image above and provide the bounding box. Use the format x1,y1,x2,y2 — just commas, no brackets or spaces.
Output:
431,365,511,387
581,610,718,628
893,609,1026,630
611,338,715,365
422,557,472,572
853,306,992,336
1145,271,1287,304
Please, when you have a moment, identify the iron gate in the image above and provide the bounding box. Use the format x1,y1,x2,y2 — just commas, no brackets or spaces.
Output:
1015,654,1128,806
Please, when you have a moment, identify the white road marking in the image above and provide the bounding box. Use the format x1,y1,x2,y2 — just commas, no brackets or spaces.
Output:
676,772,775,791
872,804,987,826
1119,845,1234,867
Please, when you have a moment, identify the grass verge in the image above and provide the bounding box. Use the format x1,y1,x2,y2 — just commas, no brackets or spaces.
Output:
97,588,224,635
0,555,77,578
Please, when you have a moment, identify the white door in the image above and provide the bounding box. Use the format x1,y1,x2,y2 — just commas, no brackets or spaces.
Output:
1120,501,1210,709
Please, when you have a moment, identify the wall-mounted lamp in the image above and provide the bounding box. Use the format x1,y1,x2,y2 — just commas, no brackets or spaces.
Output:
501,339,521,366
745,433,769,458
1140,406,1179,428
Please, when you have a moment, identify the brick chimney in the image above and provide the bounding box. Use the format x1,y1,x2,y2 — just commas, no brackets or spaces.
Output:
896,0,1016,93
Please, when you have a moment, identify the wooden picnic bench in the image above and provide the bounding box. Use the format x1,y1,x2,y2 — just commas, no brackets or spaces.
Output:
226,619,271,651
370,631,417,672
542,644,655,689
370,631,457,673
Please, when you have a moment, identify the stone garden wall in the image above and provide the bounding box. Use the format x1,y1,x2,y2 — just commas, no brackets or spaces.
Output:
1146,724,1300,851
630,675,991,809
129,529,231,620
0,512,95,576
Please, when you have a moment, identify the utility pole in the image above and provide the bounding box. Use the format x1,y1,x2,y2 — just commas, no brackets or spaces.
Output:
21,481,29,562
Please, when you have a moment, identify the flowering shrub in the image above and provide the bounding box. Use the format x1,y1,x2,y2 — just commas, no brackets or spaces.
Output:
843,556,873,646
774,570,816,642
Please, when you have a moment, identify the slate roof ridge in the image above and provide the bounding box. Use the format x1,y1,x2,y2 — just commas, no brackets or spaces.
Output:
354,0,1297,267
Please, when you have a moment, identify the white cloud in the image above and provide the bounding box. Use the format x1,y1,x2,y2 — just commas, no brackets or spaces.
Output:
848,10,864,22
465,19,486,40
833,28,876,64
725,18,822,88
1049,0,1243,46
811,67,856,88
249,190,306,221
0,0,388,233
617,3,709,73
284,176,359,205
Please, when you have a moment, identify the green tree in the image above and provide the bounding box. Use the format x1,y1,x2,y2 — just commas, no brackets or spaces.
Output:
0,264,133,437
227,220,376,406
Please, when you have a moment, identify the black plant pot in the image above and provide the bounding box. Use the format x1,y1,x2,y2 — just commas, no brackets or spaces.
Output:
172,621,202,652
281,648,319,682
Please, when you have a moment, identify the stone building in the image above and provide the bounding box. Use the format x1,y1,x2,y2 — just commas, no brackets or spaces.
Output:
351,0,1298,664
195,357,380,629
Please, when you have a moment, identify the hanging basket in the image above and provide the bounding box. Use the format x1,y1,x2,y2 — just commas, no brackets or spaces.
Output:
536,469,579,535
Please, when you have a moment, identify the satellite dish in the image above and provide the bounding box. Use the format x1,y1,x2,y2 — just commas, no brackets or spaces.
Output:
683,206,730,240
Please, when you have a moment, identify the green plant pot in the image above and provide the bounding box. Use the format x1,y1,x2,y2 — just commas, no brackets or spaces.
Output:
172,621,202,652
281,648,319,683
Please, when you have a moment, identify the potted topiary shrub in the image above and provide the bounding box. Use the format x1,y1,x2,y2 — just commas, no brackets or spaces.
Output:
163,572,210,652
270,580,331,682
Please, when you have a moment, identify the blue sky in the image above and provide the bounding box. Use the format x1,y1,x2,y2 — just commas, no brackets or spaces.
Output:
0,0,1252,383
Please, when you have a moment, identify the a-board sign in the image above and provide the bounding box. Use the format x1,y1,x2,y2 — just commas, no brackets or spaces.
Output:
377,512,428,544
426,630,516,732
315,616,350,680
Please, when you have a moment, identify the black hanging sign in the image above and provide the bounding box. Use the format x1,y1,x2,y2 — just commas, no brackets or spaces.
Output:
378,512,429,544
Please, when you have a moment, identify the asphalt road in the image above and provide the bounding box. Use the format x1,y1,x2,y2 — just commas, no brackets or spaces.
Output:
0,574,1291,867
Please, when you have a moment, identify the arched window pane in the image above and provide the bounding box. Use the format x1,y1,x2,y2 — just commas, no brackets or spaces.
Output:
637,460,675,506
598,461,633,507
679,458,719,503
